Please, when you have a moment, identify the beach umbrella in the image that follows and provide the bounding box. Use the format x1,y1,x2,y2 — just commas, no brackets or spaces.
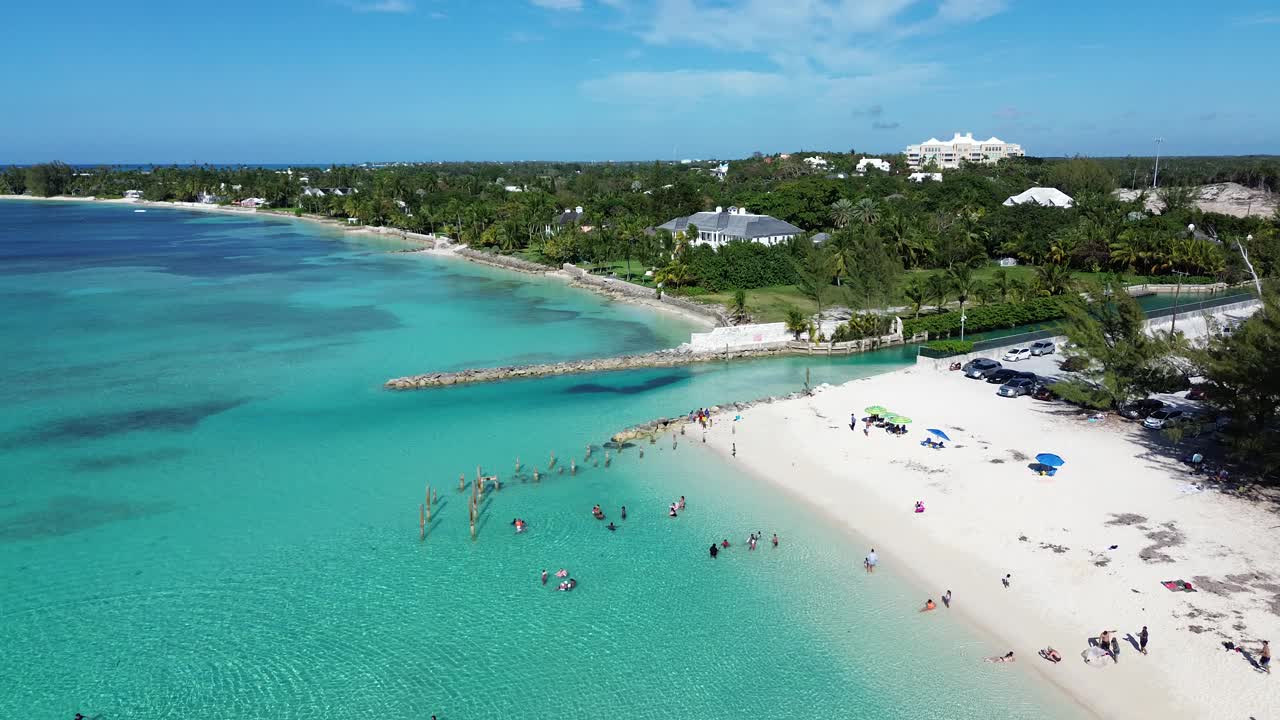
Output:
886,414,912,424
1035,453,1065,467
864,405,889,416
927,428,951,441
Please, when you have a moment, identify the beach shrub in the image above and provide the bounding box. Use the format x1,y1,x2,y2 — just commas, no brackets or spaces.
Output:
831,313,895,342
904,295,1079,337
686,242,799,292
924,339,975,355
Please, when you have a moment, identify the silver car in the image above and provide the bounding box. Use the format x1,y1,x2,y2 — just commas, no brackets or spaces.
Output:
998,378,1035,397
1029,340,1056,356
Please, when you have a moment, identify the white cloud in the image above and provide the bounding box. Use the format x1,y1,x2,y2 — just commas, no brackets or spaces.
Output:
531,0,584,9
344,0,415,12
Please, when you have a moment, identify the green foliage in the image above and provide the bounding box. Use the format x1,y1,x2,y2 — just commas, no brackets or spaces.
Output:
923,339,975,355
831,313,895,342
792,244,836,318
1197,290,1280,478
24,162,73,197
783,306,808,340
1050,280,1169,410
1046,158,1115,196
903,295,1078,337
686,241,800,291
729,289,748,322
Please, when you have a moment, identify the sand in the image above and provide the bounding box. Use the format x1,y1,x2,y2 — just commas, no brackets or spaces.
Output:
695,366,1279,720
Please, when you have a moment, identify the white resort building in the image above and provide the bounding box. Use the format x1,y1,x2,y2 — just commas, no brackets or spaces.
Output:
657,206,802,249
803,156,830,169
905,132,1024,169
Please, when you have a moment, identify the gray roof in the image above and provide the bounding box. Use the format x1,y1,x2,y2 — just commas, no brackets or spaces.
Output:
555,209,582,226
657,210,802,240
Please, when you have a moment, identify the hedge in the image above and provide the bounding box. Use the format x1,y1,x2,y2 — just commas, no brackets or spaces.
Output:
924,339,975,355
904,296,1078,337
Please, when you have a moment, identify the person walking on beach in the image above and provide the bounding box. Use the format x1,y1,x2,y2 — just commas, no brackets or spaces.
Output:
731,442,736,457
1139,626,1149,655
865,548,878,573
942,590,952,608
1261,640,1271,673
1002,573,1011,589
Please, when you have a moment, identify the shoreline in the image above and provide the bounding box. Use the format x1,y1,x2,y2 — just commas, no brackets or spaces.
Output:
0,194,719,331
687,368,1277,720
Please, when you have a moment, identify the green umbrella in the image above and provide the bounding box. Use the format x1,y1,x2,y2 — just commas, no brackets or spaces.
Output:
885,414,913,424
864,406,889,415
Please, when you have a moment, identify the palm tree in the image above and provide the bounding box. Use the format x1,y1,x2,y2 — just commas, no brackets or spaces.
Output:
902,279,926,319
975,281,998,307
828,230,857,286
729,289,749,324
1033,263,1073,296
829,198,854,229
949,265,979,335
853,198,881,226
989,268,1014,303
784,307,808,340
925,273,952,312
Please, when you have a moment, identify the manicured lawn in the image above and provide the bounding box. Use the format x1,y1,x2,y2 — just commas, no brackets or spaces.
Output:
696,285,817,323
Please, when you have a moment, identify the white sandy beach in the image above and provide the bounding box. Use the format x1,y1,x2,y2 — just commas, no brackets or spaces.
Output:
697,366,1279,720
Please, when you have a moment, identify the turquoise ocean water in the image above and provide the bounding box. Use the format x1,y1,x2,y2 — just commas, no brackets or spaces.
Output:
0,201,1085,719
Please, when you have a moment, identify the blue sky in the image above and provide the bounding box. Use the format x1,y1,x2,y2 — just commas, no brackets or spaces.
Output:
5,0,1279,163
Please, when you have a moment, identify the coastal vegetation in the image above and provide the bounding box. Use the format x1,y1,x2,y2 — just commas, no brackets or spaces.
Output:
5,155,1278,324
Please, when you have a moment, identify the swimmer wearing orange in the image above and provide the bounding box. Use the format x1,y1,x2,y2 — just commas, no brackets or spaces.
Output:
921,599,937,612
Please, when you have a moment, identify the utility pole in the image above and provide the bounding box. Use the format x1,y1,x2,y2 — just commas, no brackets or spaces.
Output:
1169,270,1188,333
1152,138,1164,188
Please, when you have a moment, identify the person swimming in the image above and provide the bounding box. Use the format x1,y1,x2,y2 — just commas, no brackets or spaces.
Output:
592,504,605,520
678,495,686,510
541,569,548,585
669,503,678,517
921,599,937,612
607,522,617,531
771,533,779,547
984,651,1015,663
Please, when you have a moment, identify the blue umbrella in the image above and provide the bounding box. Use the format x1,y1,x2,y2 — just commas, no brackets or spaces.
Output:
1035,453,1065,467
927,429,951,441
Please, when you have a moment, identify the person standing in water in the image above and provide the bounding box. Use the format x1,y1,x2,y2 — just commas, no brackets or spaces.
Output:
864,548,878,573
771,533,779,548
710,544,719,558
541,569,548,586
621,505,627,520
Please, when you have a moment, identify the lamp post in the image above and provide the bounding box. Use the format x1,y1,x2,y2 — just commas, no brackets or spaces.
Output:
960,313,967,342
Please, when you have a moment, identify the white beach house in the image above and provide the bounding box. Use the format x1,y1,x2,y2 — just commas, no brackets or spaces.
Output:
657,207,802,249
856,158,891,174
803,156,830,169
123,190,143,200
905,132,1024,169
908,172,943,183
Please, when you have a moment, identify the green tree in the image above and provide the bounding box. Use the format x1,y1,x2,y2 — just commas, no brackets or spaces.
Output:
793,244,836,320
1196,290,1280,478
1033,262,1074,296
925,272,952,312
989,268,1015,302
853,198,881,226
729,289,749,324
949,265,979,330
902,279,926,319
1051,282,1165,410
784,306,808,340
829,198,854,229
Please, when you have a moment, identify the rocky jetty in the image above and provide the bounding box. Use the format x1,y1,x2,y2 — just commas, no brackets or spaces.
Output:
384,346,802,390
608,391,813,443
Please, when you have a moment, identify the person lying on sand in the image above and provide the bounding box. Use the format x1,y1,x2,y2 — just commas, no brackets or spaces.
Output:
984,652,1015,663
1039,648,1062,663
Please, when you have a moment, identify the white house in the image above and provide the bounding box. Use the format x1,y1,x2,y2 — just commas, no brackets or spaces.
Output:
998,257,1018,267
856,158,891,174
710,163,729,181
906,132,1024,169
503,185,524,193
197,191,221,204
803,156,830,169
657,206,803,249
908,172,943,183
239,197,269,208
1003,187,1074,208
123,190,143,199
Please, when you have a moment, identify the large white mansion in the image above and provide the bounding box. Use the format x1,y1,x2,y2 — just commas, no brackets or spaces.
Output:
905,132,1024,169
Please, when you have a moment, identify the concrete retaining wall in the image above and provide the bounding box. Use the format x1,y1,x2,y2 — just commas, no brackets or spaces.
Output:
561,264,726,324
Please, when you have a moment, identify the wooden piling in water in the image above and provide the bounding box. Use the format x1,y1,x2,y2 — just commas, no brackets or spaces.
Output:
570,459,577,475
549,452,557,469
459,473,465,491
533,469,540,483
515,457,521,473
426,486,433,523
419,503,425,540
604,452,611,467
585,444,592,460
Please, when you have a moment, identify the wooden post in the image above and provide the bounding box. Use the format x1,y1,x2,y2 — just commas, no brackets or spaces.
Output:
585,444,592,460
515,456,521,473
419,503,425,540
639,448,644,459
458,473,465,492
533,469,540,483
604,452,611,467
549,452,557,469
570,459,577,475
426,487,432,523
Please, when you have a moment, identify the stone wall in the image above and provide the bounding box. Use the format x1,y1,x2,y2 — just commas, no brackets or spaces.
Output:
455,247,553,274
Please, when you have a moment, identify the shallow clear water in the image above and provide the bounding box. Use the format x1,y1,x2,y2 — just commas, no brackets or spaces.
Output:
0,201,1084,719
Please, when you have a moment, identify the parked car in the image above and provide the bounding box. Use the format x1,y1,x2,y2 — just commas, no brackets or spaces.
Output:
998,378,1035,397
986,368,1021,384
1187,384,1211,401
963,358,1002,379
1029,340,1056,356
1143,409,1186,429
1120,399,1166,420
1003,347,1032,362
